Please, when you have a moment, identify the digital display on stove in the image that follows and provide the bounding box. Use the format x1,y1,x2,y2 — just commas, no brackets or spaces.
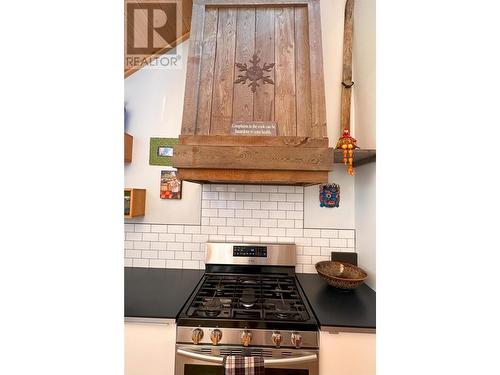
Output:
233,245,267,257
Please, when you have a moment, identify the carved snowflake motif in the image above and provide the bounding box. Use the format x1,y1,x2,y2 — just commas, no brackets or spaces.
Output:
234,53,275,93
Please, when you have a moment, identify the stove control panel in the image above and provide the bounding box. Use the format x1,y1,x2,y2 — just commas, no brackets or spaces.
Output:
233,245,267,257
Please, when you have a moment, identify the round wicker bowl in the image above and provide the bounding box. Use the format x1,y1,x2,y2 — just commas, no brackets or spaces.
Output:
315,261,368,290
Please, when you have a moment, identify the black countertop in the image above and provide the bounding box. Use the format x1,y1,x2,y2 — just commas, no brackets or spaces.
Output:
124,268,375,330
296,273,376,330
125,267,204,319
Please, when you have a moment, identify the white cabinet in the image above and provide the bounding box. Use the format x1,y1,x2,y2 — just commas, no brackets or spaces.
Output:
319,329,376,375
125,318,176,375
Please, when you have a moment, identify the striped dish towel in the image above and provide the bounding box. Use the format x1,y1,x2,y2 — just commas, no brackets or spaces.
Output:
223,355,264,375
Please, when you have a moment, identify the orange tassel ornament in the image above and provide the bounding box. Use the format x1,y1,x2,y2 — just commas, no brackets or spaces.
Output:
336,129,358,176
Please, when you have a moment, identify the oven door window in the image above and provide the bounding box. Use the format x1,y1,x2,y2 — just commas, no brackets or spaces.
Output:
184,365,309,375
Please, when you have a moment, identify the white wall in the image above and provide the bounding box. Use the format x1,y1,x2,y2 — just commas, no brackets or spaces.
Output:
352,0,376,148
124,42,202,225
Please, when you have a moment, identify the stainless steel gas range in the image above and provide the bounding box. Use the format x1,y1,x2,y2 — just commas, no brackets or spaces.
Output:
175,243,319,375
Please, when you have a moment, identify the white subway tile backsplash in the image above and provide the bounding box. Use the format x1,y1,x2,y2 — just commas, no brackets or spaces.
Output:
252,210,269,219
251,227,268,236
124,224,135,232
201,209,218,218
134,241,150,250
210,217,226,226
244,185,261,192
227,201,244,209
133,258,149,267
175,251,191,260
126,232,142,241
210,200,227,209
219,192,236,200
125,184,356,273
124,258,133,266
269,210,286,219
142,250,158,259
235,209,252,218
261,186,278,193
218,226,235,235
168,225,184,233
330,238,348,247
202,192,218,200
167,242,183,250
184,243,200,251
159,233,176,242
260,219,278,228
227,185,245,192
268,227,286,236
226,218,244,226
159,251,175,259
278,186,295,193
192,234,210,243
235,227,252,236
135,224,151,232
286,228,303,237
269,193,287,202
218,209,235,218
312,238,329,247
320,229,338,238
278,202,295,211
201,226,217,235
166,260,183,268
142,233,159,241
125,249,141,258
286,193,303,202
243,218,260,227
338,230,355,238
151,224,167,233
261,201,278,210
151,242,167,250
286,211,303,220
244,201,261,210
176,234,192,243
184,226,201,234
304,229,321,238
277,219,295,228
150,259,166,268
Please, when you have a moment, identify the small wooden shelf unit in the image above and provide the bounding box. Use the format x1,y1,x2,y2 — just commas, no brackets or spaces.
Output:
124,188,146,218
124,132,133,163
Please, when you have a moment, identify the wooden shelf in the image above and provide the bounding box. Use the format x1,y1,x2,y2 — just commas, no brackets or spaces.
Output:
125,133,133,163
334,149,376,167
124,188,146,218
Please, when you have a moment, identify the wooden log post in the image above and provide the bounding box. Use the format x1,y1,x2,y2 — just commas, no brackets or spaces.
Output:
340,0,354,135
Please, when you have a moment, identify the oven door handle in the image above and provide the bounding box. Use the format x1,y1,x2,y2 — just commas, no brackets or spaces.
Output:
176,348,318,365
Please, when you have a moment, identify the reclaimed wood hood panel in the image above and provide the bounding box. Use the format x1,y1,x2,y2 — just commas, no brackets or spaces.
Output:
174,0,332,185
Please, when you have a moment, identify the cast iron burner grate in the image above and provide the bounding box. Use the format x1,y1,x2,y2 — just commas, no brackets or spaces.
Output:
186,273,310,322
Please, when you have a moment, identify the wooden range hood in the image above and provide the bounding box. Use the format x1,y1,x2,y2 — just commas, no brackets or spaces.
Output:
173,0,334,185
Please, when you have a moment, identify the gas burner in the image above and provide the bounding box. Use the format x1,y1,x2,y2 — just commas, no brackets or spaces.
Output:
240,278,258,285
240,288,257,309
203,297,223,316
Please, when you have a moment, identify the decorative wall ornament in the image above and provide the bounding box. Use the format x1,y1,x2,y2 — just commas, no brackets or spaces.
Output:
149,137,178,166
160,169,182,199
319,183,340,208
336,129,359,176
234,53,275,93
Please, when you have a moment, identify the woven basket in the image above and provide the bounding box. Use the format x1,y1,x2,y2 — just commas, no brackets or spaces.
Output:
315,261,368,290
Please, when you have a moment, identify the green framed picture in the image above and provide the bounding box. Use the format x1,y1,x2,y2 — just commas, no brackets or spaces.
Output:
149,137,178,166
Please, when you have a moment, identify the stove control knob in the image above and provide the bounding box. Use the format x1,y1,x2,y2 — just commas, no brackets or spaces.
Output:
272,331,282,348
192,328,204,345
241,330,252,347
210,329,222,346
291,332,302,348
